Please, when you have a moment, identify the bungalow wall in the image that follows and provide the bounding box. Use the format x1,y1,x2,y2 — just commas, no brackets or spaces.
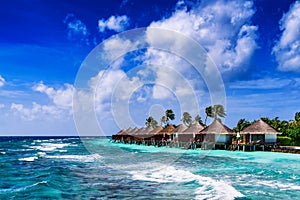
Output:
203,134,215,142
178,134,194,142
265,134,277,143
214,134,232,143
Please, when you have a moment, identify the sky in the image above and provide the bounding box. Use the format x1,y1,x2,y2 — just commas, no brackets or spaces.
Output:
0,0,300,136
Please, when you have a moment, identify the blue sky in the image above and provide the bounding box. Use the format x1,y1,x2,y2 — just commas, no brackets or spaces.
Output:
0,0,300,136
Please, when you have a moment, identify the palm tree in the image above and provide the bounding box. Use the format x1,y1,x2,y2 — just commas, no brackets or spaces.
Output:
212,104,226,120
145,116,158,128
205,104,226,124
160,116,167,126
194,114,205,126
205,106,213,125
295,112,300,122
233,119,251,133
181,112,192,127
165,109,175,125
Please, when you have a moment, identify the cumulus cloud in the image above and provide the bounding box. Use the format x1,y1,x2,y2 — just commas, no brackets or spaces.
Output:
32,82,73,109
11,102,62,121
98,15,129,32
273,1,300,72
89,69,142,113
147,0,258,71
64,13,89,45
0,75,5,87
11,82,74,121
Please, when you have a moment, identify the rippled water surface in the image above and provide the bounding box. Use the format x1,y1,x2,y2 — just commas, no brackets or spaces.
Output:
0,137,300,199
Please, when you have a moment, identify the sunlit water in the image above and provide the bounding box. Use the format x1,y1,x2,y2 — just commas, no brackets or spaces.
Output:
0,137,300,199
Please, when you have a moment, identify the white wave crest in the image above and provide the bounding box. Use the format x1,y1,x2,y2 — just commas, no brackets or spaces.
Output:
30,143,70,151
258,180,300,191
45,153,102,162
18,156,38,162
129,165,243,200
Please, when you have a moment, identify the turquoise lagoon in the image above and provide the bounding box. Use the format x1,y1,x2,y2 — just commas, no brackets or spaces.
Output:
0,137,299,199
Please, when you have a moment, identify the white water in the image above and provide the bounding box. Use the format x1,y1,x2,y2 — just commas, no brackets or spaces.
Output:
112,161,243,200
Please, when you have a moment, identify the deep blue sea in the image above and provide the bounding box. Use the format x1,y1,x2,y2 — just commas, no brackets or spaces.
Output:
0,137,300,199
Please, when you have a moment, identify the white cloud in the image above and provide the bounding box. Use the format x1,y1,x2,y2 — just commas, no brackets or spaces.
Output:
90,69,142,113
101,36,139,64
0,75,5,87
98,15,129,32
147,0,258,71
0,104,4,109
32,82,73,109
11,102,62,121
273,1,300,72
11,82,74,121
64,14,89,45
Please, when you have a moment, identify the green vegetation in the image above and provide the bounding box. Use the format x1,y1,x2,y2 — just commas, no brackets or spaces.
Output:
205,104,226,125
194,114,205,127
160,109,175,127
277,136,292,146
181,112,193,127
233,118,251,133
145,116,158,129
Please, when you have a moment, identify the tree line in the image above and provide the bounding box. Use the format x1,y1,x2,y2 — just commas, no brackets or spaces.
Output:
145,104,226,128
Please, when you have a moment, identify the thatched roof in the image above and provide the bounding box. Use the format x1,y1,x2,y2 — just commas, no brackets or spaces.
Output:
143,126,154,134
116,129,127,135
127,127,139,135
199,120,234,134
183,122,204,134
172,124,188,133
133,127,145,135
241,119,281,135
157,125,175,135
149,126,163,135
119,128,131,135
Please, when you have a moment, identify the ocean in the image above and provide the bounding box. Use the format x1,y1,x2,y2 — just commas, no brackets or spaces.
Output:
0,137,299,200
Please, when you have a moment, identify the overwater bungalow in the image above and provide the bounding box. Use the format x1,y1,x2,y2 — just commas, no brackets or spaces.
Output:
133,127,145,137
181,122,204,142
111,118,282,151
152,125,175,145
240,119,281,145
149,126,163,135
171,124,188,141
195,120,234,149
141,126,154,138
112,128,126,141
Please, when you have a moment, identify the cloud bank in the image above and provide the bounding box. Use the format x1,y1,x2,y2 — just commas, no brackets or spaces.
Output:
148,0,258,71
273,1,300,72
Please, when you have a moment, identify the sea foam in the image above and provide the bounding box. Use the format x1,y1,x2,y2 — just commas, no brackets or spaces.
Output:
126,163,244,200
18,156,38,162
45,153,102,162
30,143,70,151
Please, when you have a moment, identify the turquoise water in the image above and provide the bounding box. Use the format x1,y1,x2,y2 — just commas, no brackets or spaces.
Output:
0,137,300,199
